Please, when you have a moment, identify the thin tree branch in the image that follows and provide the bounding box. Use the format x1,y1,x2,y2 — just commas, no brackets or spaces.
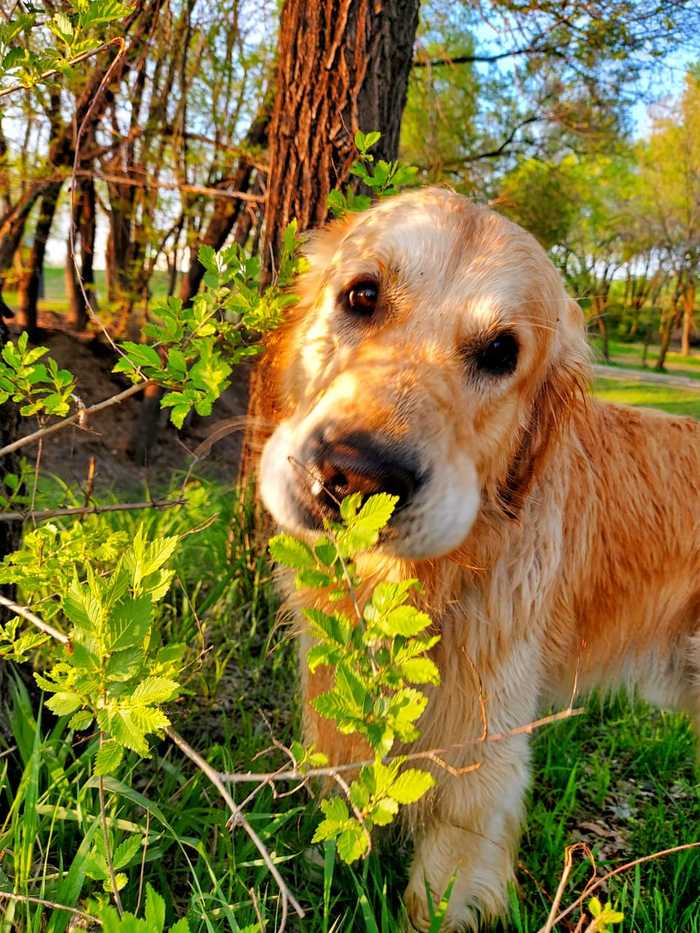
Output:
165,727,305,931
413,44,561,67
0,39,120,101
0,594,69,645
0,498,186,524
0,379,154,459
73,168,265,202
0,891,100,924
537,841,700,933
220,707,584,784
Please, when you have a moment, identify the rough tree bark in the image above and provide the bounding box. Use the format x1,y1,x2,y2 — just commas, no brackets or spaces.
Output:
261,0,420,275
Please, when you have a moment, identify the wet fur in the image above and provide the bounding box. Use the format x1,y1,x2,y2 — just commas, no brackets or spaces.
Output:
247,189,700,930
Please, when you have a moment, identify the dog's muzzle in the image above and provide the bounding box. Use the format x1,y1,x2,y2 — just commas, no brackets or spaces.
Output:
298,426,423,520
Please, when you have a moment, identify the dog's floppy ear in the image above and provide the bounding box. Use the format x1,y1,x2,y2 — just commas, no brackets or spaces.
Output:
239,213,358,489
498,297,591,519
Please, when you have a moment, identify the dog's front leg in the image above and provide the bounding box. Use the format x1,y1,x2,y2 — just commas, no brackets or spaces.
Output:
405,733,530,930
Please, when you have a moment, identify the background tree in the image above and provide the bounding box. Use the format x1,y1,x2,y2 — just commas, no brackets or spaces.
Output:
261,0,421,273
639,71,700,365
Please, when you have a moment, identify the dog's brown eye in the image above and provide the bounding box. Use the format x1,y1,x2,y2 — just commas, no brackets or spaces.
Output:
345,280,379,316
474,333,519,377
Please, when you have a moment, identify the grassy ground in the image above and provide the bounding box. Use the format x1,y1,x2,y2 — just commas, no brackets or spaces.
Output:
1,383,699,932
592,337,700,382
594,377,700,419
3,267,172,316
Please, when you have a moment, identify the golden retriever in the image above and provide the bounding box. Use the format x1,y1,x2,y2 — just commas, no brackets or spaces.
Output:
250,188,700,930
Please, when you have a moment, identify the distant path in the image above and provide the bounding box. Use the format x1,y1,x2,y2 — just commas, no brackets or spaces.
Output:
593,364,700,391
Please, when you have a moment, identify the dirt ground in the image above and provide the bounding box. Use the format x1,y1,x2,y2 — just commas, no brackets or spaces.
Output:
8,312,252,496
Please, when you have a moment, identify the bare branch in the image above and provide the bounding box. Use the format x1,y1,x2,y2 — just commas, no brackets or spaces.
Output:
0,891,100,925
73,168,266,202
0,379,154,459
0,594,69,645
0,498,186,524
220,707,584,784
413,44,561,68
165,727,305,931
538,840,700,932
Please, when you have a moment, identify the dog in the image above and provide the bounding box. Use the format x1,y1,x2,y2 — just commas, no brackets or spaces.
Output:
250,187,700,930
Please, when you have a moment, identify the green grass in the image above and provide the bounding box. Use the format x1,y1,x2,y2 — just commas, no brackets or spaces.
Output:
1,392,699,931
3,267,173,316
594,377,700,419
592,337,700,382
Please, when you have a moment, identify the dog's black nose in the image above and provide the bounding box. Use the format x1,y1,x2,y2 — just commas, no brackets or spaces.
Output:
303,428,420,515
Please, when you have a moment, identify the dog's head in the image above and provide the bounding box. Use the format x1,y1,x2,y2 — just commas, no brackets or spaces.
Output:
258,188,590,559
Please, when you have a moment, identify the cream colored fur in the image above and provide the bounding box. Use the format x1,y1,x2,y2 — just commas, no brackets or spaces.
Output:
250,188,700,930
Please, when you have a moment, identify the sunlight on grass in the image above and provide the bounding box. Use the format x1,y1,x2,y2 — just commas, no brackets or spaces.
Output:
593,377,700,419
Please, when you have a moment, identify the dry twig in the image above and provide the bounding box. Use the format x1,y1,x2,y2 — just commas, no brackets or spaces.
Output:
0,498,185,524
0,594,69,645
0,379,154,459
165,727,305,932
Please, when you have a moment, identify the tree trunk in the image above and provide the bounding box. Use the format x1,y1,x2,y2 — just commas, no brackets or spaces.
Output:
656,302,682,371
261,0,420,275
0,0,166,317
65,177,98,330
680,280,695,356
15,182,63,336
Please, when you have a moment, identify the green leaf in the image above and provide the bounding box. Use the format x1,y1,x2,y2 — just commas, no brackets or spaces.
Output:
399,657,440,685
269,534,315,570
45,691,82,716
389,768,435,804
68,710,94,731
295,568,332,589
131,676,179,705
337,823,369,863
94,740,124,776
108,596,152,651
371,796,399,826
144,882,166,930
381,606,432,638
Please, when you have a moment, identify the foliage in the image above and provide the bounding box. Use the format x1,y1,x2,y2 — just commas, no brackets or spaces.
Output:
0,1,130,90
270,491,438,863
113,231,300,428
328,131,418,216
0,523,184,772
0,332,75,418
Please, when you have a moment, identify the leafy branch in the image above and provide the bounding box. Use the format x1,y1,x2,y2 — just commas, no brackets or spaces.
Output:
270,492,439,863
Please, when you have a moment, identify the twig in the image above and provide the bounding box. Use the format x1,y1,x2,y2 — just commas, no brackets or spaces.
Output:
0,890,101,924
0,595,68,645
220,707,584,784
165,727,305,931
0,40,118,100
135,811,151,917
73,168,266,202
0,497,185,524
0,379,154,459
537,841,700,932
541,843,589,933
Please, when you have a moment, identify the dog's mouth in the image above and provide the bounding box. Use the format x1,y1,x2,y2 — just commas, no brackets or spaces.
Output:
286,459,417,536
